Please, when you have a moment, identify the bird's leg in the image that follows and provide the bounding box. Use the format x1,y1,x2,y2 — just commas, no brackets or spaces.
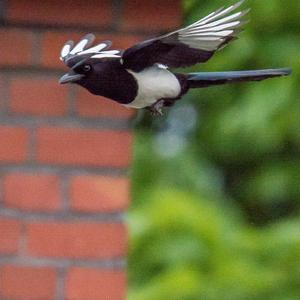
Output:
148,99,165,116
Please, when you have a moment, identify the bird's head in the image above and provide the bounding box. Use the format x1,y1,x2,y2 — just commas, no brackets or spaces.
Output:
59,33,122,86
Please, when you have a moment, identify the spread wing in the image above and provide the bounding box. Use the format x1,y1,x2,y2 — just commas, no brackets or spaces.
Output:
122,0,249,72
60,33,122,68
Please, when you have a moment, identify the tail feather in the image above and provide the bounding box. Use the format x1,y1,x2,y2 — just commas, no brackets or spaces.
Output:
187,68,291,88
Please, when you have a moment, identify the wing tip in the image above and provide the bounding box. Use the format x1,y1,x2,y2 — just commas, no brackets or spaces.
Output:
60,33,121,68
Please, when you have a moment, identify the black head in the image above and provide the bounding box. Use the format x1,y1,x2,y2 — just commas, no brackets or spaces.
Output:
59,60,94,85
59,33,122,86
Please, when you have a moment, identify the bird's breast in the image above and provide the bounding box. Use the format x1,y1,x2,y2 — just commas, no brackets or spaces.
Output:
81,61,138,104
124,66,181,109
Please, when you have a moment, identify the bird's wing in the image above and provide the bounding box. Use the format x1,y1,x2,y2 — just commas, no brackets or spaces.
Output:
60,33,122,68
122,0,249,72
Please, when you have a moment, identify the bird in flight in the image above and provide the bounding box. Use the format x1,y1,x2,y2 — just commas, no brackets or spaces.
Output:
59,0,291,115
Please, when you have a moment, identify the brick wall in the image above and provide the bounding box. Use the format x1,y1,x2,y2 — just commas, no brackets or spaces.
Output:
0,1,181,299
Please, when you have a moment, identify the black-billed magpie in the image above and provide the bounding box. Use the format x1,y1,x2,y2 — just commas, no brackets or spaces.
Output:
59,0,291,115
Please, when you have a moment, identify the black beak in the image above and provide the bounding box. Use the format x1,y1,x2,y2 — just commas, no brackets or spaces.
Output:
59,73,84,84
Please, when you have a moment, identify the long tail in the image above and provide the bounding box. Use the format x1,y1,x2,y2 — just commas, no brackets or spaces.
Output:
187,68,291,88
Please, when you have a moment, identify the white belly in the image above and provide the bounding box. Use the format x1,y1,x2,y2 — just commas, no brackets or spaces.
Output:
124,66,181,109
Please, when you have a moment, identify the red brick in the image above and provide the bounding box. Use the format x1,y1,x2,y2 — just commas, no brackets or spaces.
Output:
70,175,129,212
0,75,5,111
76,88,135,119
123,0,182,31
66,268,126,300
0,126,28,163
112,35,142,49
0,28,33,66
41,31,82,69
10,78,68,116
41,31,141,69
37,127,132,167
0,218,22,254
27,222,127,259
0,265,56,300
7,0,112,27
4,173,61,211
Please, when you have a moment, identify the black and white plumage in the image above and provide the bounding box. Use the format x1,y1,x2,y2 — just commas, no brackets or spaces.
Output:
59,0,291,115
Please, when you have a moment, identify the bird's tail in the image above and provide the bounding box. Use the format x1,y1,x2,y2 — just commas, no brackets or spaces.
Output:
187,68,291,88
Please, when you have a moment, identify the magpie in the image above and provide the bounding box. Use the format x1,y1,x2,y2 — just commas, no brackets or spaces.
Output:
59,0,291,115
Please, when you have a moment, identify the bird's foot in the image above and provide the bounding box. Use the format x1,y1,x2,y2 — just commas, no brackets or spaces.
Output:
148,100,165,116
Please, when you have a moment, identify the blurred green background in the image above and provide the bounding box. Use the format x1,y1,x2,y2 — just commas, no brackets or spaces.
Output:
128,0,300,299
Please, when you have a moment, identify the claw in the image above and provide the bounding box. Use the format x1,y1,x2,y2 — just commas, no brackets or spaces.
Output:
148,100,165,116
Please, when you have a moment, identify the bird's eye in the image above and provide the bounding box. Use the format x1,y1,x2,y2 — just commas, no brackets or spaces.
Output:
83,64,91,72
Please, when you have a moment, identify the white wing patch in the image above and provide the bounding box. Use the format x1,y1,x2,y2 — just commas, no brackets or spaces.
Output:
91,53,121,59
70,38,90,55
156,63,168,69
79,43,108,55
59,34,121,65
60,41,74,61
61,44,71,58
172,0,249,52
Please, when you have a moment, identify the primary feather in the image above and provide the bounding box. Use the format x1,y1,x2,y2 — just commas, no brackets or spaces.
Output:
60,34,121,68
121,0,248,71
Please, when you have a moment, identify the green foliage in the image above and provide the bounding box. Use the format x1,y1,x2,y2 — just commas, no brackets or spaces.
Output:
129,0,300,298
129,188,300,299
